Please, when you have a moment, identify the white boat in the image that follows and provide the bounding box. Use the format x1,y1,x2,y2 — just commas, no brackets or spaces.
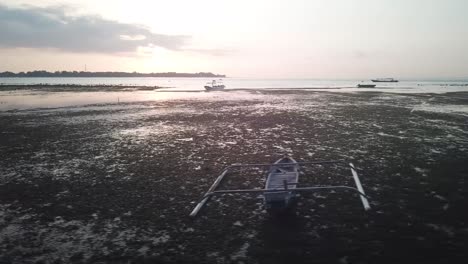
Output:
189,156,371,218
264,156,299,213
204,79,225,91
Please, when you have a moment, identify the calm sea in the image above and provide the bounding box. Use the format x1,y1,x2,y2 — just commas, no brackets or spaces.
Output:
1,77,467,91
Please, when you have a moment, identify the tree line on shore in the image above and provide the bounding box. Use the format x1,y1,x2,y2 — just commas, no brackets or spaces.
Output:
0,71,226,78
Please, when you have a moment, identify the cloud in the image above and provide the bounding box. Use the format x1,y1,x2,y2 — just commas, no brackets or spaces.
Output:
0,4,189,54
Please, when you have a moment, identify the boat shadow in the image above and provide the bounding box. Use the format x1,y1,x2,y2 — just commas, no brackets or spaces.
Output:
253,211,310,263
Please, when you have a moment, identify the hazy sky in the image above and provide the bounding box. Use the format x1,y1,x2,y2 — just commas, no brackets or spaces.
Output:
0,0,467,78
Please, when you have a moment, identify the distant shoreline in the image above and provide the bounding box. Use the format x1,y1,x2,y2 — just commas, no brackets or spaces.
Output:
0,71,226,78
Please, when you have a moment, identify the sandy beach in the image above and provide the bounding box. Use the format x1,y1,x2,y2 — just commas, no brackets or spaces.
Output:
1,88,468,263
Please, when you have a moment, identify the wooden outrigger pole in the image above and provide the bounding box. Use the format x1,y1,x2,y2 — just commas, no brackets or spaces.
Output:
349,162,371,210
189,169,230,217
190,158,371,218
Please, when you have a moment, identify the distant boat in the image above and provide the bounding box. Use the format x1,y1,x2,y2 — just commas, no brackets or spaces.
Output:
357,84,376,88
204,79,225,91
371,78,399,82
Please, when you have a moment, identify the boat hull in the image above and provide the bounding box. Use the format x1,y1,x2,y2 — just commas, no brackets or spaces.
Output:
357,84,376,88
264,156,299,213
204,85,225,91
371,79,398,82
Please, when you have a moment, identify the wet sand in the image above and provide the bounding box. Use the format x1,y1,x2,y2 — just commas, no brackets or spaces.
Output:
1,89,468,263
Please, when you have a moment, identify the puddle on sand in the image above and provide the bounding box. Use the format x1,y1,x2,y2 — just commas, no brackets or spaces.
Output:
0,90,271,111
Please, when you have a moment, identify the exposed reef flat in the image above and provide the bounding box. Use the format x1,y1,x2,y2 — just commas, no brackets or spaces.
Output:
1,89,467,263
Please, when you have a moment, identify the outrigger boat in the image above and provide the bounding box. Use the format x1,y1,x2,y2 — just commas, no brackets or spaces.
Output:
190,156,371,218
264,156,299,213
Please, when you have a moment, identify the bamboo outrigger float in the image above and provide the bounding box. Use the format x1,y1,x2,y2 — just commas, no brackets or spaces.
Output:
189,156,371,218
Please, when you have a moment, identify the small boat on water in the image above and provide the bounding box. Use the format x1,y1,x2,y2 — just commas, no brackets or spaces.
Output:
204,79,225,91
371,78,399,82
357,84,376,88
189,155,371,218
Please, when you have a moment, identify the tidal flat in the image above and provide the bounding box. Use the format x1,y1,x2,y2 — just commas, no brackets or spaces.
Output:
1,89,467,263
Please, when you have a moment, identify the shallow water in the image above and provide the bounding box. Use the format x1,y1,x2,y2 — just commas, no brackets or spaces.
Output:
1,88,468,118
1,77,468,112
0,90,276,111
1,77,468,91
